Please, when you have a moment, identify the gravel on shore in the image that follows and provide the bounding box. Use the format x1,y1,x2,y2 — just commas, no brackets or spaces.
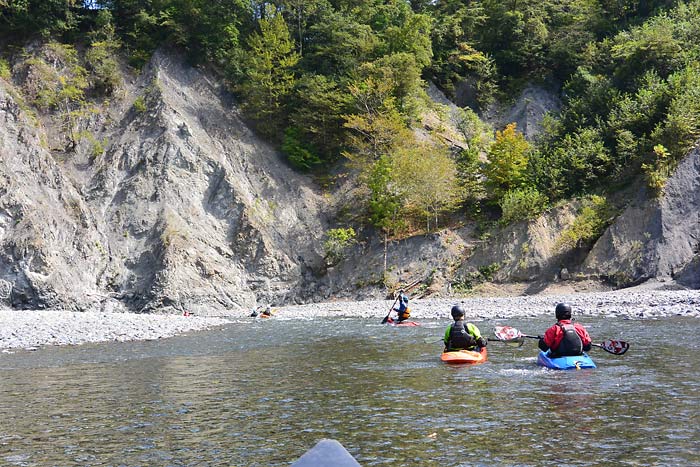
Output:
0,310,230,351
1,287,698,351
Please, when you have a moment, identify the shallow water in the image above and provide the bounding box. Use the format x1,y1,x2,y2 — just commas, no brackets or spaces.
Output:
1,315,699,466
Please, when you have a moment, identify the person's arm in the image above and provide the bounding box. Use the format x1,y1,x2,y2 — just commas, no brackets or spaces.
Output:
539,326,555,351
444,326,451,349
467,323,487,347
577,324,592,351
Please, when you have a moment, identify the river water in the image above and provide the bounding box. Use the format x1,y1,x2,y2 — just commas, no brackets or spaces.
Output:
1,315,698,466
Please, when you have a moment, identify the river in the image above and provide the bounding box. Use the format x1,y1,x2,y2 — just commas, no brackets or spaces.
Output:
1,315,698,466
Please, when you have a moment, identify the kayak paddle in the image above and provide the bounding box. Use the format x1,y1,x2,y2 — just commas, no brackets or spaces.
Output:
381,294,401,324
493,325,629,355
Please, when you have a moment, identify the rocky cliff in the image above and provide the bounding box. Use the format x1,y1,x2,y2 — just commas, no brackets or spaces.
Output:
1,50,329,314
581,146,700,287
1,48,697,315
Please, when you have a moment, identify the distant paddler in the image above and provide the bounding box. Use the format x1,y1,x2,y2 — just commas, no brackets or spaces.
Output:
250,304,274,318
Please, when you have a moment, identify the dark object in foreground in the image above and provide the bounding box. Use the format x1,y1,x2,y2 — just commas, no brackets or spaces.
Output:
291,439,362,467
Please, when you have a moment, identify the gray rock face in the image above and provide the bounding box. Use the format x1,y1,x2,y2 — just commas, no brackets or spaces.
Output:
455,147,700,290
482,84,561,140
459,204,579,285
1,51,328,314
0,82,108,311
1,48,697,316
582,147,700,285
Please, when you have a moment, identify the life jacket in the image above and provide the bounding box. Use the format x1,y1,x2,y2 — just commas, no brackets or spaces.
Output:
553,322,583,356
448,320,475,350
395,297,410,320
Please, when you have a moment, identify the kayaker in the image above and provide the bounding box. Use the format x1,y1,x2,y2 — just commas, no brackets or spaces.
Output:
538,303,592,357
261,305,273,317
444,305,487,351
392,290,411,323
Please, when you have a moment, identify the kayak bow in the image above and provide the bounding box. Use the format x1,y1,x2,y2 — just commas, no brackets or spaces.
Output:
441,346,488,364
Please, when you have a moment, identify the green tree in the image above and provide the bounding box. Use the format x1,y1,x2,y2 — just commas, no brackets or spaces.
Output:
392,142,462,231
380,12,433,69
238,13,300,138
651,64,700,161
342,77,412,168
281,127,322,171
534,127,610,198
280,0,325,56
366,154,405,276
367,155,403,234
323,227,357,265
157,0,249,66
303,9,378,77
357,53,424,116
288,73,350,159
483,123,530,199
478,0,549,77
0,0,81,39
498,187,548,225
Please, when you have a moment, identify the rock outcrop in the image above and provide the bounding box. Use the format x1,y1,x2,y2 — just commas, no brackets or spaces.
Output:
582,146,700,286
1,50,328,314
482,83,561,140
1,47,697,315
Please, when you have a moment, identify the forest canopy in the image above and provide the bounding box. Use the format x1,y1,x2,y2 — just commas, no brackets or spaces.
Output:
2,0,698,235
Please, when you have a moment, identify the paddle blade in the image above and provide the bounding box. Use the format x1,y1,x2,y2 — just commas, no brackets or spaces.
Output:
599,340,630,355
494,326,522,341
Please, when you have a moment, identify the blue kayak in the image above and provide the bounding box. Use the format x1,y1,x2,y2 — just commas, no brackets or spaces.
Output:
537,350,596,370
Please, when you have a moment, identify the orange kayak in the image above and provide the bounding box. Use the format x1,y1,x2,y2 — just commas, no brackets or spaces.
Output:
441,347,488,364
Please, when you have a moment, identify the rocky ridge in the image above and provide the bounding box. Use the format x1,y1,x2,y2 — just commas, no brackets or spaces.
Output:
0,47,699,316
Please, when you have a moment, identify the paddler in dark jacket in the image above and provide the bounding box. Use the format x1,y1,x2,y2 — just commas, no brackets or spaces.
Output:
444,305,487,351
392,290,411,323
538,303,592,357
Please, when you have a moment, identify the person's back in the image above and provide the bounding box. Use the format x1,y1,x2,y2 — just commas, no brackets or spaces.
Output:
444,305,487,351
538,303,592,357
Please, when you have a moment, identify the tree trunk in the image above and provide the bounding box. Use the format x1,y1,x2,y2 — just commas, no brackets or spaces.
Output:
383,231,388,277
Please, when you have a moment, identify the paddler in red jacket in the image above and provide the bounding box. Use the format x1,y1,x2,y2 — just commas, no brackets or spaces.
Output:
538,303,592,357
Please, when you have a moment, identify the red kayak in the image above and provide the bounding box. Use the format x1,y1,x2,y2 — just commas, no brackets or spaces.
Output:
386,317,421,326
441,347,488,364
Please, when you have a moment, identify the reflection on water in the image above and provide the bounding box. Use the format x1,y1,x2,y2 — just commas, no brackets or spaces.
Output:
1,317,699,466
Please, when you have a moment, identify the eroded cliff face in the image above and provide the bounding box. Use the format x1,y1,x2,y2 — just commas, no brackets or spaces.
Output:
1,50,329,314
581,146,700,286
453,148,700,291
0,83,108,310
1,47,697,315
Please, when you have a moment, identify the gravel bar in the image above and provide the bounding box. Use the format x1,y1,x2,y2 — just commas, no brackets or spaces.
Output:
1,287,698,351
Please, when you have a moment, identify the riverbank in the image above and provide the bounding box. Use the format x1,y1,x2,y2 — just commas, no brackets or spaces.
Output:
276,287,700,320
1,285,698,351
0,310,230,351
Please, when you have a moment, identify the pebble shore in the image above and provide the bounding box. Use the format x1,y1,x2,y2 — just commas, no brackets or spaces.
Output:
1,286,698,351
